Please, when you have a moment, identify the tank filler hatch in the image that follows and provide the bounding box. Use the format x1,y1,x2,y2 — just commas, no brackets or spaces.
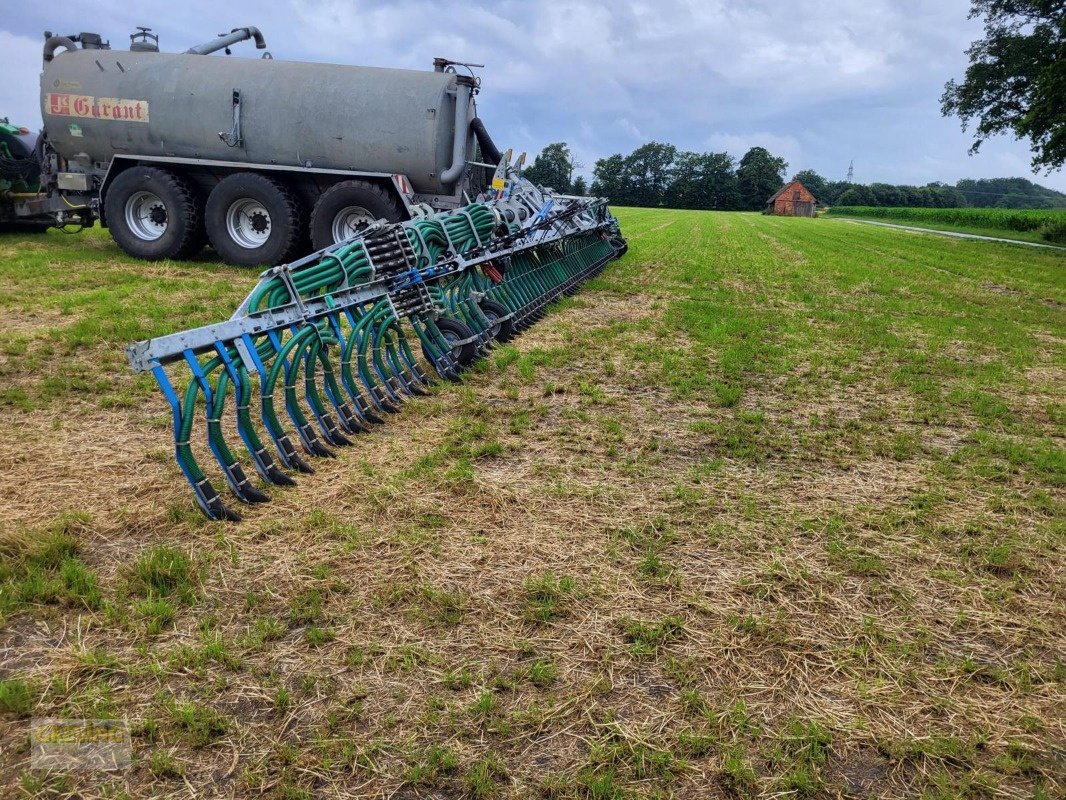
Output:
130,27,159,52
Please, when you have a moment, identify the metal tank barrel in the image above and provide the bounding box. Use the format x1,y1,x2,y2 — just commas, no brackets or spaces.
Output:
41,49,470,195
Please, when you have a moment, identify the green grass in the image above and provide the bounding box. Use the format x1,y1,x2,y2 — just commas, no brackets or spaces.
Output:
826,205,1066,244
125,546,197,604
0,226,247,412
163,696,230,748
522,572,577,623
621,615,685,655
0,213,1062,798
0,519,102,623
0,677,37,717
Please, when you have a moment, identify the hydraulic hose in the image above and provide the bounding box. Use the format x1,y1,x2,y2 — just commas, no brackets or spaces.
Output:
471,118,501,165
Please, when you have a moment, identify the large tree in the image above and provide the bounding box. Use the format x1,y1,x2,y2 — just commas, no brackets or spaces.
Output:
665,151,738,210
737,147,788,210
791,169,828,200
622,142,678,207
957,176,1066,206
523,142,580,192
591,154,627,204
941,1,1066,171
835,185,876,206
703,152,742,210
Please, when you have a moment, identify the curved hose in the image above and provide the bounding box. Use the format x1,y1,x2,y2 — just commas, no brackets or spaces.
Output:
43,36,77,63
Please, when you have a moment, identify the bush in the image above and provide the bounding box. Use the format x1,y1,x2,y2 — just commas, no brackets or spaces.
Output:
1039,220,1066,244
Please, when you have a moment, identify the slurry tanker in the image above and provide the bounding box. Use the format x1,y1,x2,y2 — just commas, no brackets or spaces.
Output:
5,25,512,265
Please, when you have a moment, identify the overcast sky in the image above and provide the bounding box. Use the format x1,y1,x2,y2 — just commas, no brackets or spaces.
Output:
3,0,1063,191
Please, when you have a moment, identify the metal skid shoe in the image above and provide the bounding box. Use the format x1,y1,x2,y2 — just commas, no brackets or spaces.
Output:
127,174,627,519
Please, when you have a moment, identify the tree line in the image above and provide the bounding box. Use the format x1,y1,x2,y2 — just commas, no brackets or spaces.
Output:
956,177,1066,209
524,141,789,211
807,174,1065,209
521,141,1066,210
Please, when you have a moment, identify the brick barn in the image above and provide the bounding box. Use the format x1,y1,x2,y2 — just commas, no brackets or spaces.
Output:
765,180,817,217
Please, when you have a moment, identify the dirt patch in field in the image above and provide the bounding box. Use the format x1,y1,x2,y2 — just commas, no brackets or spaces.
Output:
526,293,661,346
0,405,183,532
0,306,71,336
1023,364,1066,390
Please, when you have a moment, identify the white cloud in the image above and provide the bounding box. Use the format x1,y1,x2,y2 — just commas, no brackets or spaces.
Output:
616,117,646,142
0,32,45,130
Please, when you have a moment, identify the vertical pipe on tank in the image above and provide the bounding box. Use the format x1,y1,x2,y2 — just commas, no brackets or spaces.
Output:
439,83,472,186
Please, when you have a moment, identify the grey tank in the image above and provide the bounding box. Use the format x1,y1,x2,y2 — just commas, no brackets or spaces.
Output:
41,50,467,195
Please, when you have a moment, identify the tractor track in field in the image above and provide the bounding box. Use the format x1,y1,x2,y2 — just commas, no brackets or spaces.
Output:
837,217,1066,250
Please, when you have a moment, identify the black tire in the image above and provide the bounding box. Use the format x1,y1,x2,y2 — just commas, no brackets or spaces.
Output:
479,299,514,343
206,173,304,267
104,167,205,261
424,317,477,368
309,180,403,251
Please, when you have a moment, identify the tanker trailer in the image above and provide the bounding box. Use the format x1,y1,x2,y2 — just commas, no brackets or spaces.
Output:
37,26,501,265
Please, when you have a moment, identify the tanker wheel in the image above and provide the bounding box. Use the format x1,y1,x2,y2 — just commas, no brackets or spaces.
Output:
206,173,304,267
309,180,403,251
104,167,205,261
479,299,514,343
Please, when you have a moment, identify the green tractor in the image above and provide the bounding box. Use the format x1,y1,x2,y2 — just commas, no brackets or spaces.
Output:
0,117,53,233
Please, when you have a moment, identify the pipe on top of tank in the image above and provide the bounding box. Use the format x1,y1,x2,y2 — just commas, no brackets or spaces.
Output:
185,27,266,56
43,35,78,62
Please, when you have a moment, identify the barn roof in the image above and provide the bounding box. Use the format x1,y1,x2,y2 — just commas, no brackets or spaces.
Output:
766,180,817,205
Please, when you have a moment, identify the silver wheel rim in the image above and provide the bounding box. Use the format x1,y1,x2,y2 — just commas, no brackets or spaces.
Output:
482,309,501,338
124,191,167,241
226,198,272,249
441,329,462,359
331,205,374,243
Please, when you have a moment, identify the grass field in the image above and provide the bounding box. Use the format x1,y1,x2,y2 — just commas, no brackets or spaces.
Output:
825,206,1066,245
0,211,1063,798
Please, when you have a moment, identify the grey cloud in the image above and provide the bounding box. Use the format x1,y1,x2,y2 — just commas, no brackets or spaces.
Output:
2,0,1062,190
